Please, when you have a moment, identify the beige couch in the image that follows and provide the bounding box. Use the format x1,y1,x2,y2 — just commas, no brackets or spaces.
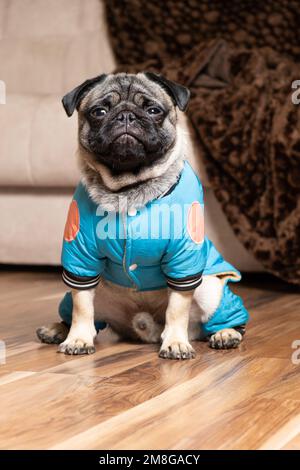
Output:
0,0,262,271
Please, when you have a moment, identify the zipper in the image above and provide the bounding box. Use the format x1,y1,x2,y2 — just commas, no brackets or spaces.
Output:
121,211,137,289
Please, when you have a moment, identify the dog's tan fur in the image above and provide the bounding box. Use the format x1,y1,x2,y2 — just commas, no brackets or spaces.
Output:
58,289,97,355
159,290,195,359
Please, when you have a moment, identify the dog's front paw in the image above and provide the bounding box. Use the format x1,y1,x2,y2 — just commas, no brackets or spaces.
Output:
36,322,69,344
159,340,195,360
209,328,242,350
58,337,95,355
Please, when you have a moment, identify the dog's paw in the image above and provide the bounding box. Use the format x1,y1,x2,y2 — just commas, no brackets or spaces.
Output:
58,337,95,355
159,340,196,360
209,328,242,350
36,322,69,345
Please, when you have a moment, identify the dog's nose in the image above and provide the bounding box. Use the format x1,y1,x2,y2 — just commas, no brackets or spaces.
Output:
115,111,136,124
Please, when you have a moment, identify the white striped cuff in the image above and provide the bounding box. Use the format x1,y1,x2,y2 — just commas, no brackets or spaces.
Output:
166,273,203,291
62,269,101,290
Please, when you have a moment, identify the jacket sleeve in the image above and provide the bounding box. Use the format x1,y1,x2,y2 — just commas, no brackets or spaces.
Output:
61,184,106,290
161,196,207,291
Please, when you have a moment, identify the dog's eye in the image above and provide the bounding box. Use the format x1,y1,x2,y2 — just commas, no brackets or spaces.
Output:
90,107,107,118
146,106,162,115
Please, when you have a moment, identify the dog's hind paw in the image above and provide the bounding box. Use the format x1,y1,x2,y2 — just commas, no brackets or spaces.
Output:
36,322,69,345
209,328,242,350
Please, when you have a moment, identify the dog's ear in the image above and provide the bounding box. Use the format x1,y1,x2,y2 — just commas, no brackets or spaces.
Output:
144,72,190,111
62,74,108,117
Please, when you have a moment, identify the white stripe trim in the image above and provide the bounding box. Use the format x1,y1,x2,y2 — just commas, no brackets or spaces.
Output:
62,271,100,285
62,279,99,289
167,277,202,288
62,272,100,289
167,277,201,285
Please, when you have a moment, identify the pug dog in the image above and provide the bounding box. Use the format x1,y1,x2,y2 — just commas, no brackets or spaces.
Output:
37,72,248,359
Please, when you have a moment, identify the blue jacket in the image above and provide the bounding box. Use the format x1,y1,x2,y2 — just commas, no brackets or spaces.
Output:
60,161,249,334
61,161,241,292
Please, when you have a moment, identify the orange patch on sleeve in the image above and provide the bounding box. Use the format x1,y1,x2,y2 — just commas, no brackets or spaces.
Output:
64,200,80,242
187,201,204,244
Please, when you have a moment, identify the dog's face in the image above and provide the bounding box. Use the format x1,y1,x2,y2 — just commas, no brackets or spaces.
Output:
62,73,190,174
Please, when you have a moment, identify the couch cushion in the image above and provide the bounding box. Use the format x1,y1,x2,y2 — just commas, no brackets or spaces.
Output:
0,93,80,187
0,189,74,264
0,0,115,94
3,0,102,38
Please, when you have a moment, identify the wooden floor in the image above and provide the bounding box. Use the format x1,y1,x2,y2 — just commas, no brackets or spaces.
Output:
0,269,299,450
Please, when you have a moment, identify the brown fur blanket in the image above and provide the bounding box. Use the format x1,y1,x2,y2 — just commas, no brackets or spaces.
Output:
103,0,300,285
